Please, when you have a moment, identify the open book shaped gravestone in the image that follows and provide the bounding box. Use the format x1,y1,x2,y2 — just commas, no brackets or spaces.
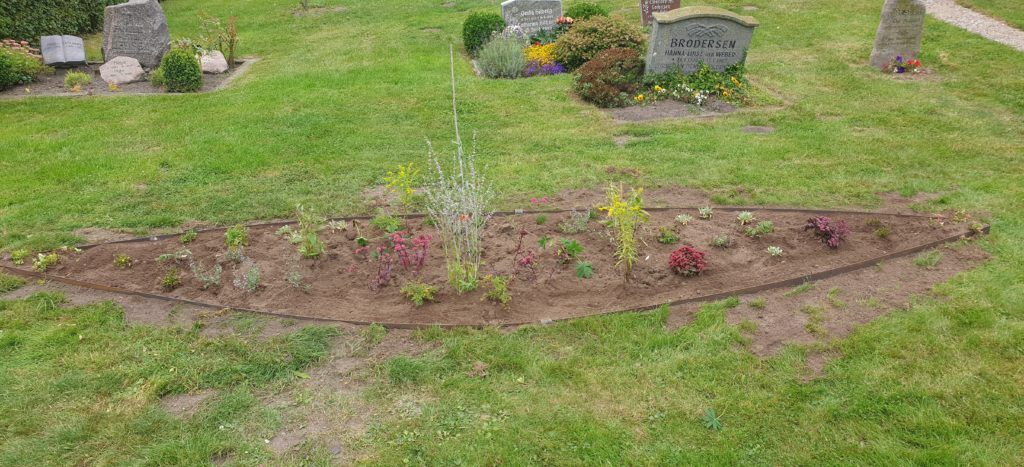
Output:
41,35,87,68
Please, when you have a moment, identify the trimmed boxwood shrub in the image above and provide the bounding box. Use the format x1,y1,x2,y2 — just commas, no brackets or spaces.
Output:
160,48,203,93
573,47,644,108
553,16,646,70
565,2,608,21
0,0,121,44
0,48,46,91
462,12,506,56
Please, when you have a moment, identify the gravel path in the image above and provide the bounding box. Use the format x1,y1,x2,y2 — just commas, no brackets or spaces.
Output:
921,0,1024,51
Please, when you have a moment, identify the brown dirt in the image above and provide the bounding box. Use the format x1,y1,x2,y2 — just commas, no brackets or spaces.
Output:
73,227,137,244
0,59,256,99
160,389,218,418
14,206,975,327
605,98,736,123
292,6,349,16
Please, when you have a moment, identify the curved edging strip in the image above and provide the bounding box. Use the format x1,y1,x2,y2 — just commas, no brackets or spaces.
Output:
0,221,988,330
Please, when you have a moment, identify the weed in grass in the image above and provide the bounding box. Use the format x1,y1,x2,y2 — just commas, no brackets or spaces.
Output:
722,296,740,308
32,253,59,272
767,246,783,257
401,281,437,306
371,211,402,234
785,282,816,297
558,209,589,234
387,355,428,385
801,305,826,336
914,250,942,268
826,287,847,308
748,297,766,309
362,323,387,348
737,211,755,225
745,220,774,238
738,320,757,333
711,234,731,248
675,214,693,225
233,262,261,292
161,268,181,291
698,206,713,219
703,408,722,431
113,253,133,269
190,261,223,290
483,275,512,306
535,214,547,225
861,296,885,310
0,272,26,293
656,227,679,244
10,249,28,265
180,228,198,244
575,260,593,279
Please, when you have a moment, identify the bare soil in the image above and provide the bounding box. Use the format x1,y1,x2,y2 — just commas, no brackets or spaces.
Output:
13,205,974,327
605,98,736,123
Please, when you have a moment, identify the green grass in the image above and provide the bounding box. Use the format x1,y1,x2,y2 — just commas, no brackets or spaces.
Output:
784,282,817,297
1,0,1023,463
955,0,1024,30
0,273,26,293
914,249,944,268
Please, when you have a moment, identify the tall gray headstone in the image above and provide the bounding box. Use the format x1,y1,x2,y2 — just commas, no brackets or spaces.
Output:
501,0,563,35
869,0,925,69
102,0,170,68
640,0,680,27
40,35,86,68
645,6,759,74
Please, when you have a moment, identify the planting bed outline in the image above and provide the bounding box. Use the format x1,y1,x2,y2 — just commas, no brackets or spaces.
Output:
0,206,988,329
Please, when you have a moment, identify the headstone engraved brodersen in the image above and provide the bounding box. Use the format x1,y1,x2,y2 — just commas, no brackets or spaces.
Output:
640,0,680,27
40,35,86,68
869,0,926,69
645,6,758,74
501,0,563,35
102,0,170,68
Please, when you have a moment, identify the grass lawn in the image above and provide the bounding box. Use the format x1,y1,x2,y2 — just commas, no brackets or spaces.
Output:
955,0,1024,30
1,0,1023,464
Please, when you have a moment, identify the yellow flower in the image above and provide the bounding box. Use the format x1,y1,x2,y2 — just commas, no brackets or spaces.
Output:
635,94,645,102
723,90,730,97
653,85,664,93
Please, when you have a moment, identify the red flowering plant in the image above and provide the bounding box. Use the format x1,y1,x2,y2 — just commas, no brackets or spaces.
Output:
805,216,850,249
668,245,707,277
884,55,921,74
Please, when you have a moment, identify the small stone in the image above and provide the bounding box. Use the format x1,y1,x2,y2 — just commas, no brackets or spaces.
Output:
201,50,229,74
100,56,146,85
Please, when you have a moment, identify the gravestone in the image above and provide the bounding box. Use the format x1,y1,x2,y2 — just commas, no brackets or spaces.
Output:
102,0,170,68
640,0,680,27
501,0,563,35
40,35,86,68
201,51,229,74
869,0,926,69
99,56,146,85
645,6,759,74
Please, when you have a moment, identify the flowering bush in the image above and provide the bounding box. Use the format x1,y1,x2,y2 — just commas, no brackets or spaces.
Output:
383,162,420,209
805,216,850,248
669,246,706,277
884,55,921,74
525,42,556,65
599,184,648,280
553,16,645,70
525,61,565,77
573,47,644,108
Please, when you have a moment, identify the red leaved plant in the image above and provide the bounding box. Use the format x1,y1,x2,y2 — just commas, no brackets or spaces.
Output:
805,216,850,248
669,245,706,277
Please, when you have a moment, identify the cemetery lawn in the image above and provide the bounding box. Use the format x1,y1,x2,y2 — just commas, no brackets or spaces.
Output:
1,0,1023,464
955,0,1024,30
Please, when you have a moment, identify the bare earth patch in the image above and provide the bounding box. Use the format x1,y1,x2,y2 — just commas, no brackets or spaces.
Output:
160,389,218,418
605,99,736,123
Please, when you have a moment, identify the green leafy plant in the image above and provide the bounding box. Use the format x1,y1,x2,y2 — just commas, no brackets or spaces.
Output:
190,261,222,290
32,253,59,272
371,211,402,234
400,281,437,306
538,235,552,250
558,209,590,234
10,249,29,265
555,239,584,263
383,162,420,210
598,184,648,280
675,214,693,225
737,211,755,225
180,228,198,244
748,297,766,309
535,214,547,225
233,262,261,292
161,268,181,291
711,234,731,248
113,253,133,269
703,408,722,431
553,16,646,70
698,206,713,219
0,46,47,91
225,224,249,249
159,46,203,93
295,205,325,258
63,70,91,90
286,270,309,291
575,260,593,279
657,227,679,245
149,67,165,87
565,2,608,20
874,225,892,239
462,12,506,56
745,221,774,238
766,246,783,257
572,47,644,108
477,31,528,79
483,275,512,306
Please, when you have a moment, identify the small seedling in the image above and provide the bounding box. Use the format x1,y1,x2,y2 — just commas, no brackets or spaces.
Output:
276,225,302,244
225,224,249,249
785,282,816,297
400,281,437,306
296,204,325,258
826,287,847,308
161,268,181,291
558,209,589,234
913,250,942,268
286,270,308,290
370,211,402,234
675,214,693,225
233,263,261,292
483,275,512,306
702,408,722,431
874,225,892,239
698,206,713,220
766,246,783,257
113,253,133,269
10,249,29,265
32,253,59,272
156,249,192,262
327,220,350,232
745,221,774,238
538,235,552,250
575,260,593,279
180,229,198,244
748,297,766,309
555,239,583,263
535,214,547,225
191,262,223,290
801,305,826,336
656,227,679,245
737,211,755,225
355,236,369,247
711,234,731,248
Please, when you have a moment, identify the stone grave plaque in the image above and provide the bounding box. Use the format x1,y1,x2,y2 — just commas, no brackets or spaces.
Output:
869,0,926,68
501,0,563,35
640,0,680,27
102,0,170,68
645,6,759,74
40,35,86,68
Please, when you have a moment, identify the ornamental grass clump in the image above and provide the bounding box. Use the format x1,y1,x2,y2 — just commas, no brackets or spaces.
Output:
477,29,528,79
424,46,495,294
599,184,649,281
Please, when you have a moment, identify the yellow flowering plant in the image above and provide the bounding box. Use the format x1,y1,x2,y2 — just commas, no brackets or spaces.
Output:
599,184,649,281
524,42,556,66
383,162,420,210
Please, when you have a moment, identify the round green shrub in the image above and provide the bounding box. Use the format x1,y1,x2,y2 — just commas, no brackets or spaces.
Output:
553,16,646,70
0,48,46,91
462,12,506,56
477,34,528,79
573,47,644,108
160,48,203,93
565,2,608,21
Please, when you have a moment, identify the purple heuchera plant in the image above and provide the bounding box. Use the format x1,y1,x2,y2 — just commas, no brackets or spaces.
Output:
805,216,850,249
525,61,566,77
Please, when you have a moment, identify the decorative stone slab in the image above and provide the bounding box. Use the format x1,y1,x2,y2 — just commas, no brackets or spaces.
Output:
869,0,926,68
201,51,229,74
640,0,680,27
645,6,758,74
40,35,86,68
100,56,146,85
501,0,563,35
102,0,170,68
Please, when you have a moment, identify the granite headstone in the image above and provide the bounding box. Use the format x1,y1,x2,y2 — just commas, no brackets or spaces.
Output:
102,0,170,68
40,35,86,68
645,6,758,74
501,0,563,35
99,56,146,85
640,0,680,27
869,0,926,69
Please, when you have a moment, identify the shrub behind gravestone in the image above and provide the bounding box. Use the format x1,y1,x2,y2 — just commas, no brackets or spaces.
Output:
553,16,646,70
573,48,644,108
0,48,46,91
462,12,506,56
565,2,608,21
160,48,202,93
0,0,120,44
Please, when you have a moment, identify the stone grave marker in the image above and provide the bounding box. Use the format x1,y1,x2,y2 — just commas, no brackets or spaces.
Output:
501,0,563,35
869,0,926,69
645,6,759,74
102,0,170,68
640,0,680,27
40,35,86,68
99,56,146,85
